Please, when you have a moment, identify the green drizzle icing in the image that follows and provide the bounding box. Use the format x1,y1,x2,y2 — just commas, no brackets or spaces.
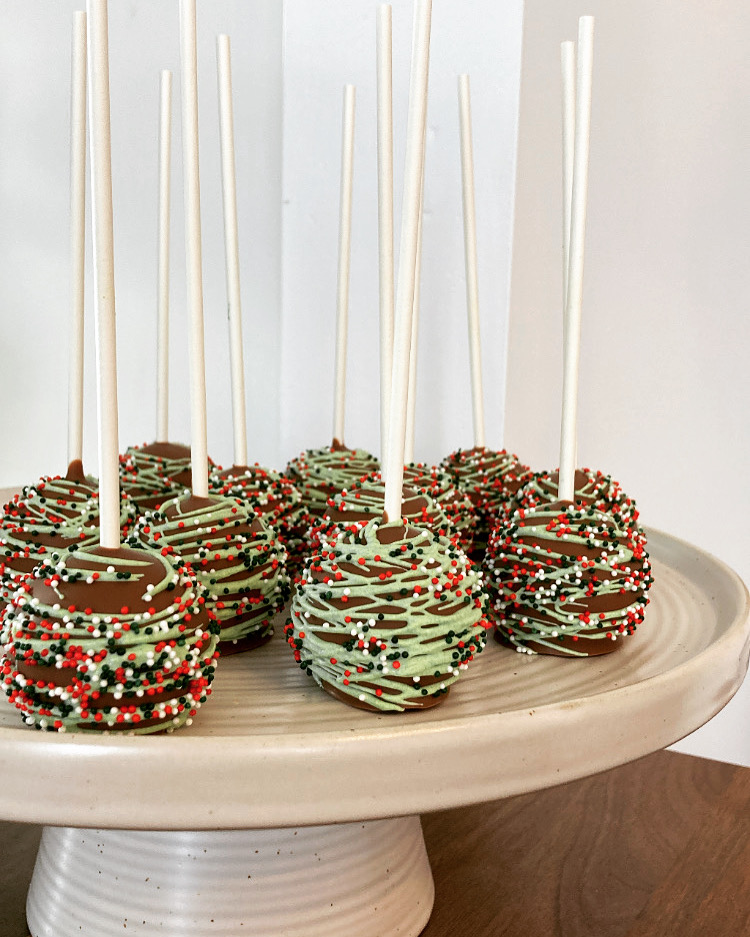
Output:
1,545,220,733
139,494,290,645
0,476,136,594
285,445,379,519
285,518,489,712
486,502,653,657
209,464,310,569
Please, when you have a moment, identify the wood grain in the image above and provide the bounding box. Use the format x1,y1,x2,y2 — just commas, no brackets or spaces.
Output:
0,750,747,937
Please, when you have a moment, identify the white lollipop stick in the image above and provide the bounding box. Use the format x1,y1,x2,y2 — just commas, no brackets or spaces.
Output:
559,16,594,503
217,35,248,468
86,0,120,548
156,69,172,444
179,0,209,498
377,5,394,474
332,84,356,447
384,0,432,522
561,41,575,316
404,158,426,466
458,73,486,450
67,11,87,469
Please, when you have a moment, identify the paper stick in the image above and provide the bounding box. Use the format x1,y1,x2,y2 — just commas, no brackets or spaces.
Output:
217,35,248,468
68,11,87,468
559,16,594,502
179,0,209,498
561,41,575,317
384,0,432,522
332,84,356,446
404,151,426,466
377,4,394,475
458,73,486,449
86,0,120,548
156,69,172,443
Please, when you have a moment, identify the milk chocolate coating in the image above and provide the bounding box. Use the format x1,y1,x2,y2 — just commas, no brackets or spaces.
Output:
139,493,290,653
486,499,653,658
120,441,214,513
286,518,489,712
285,443,379,520
440,446,532,560
1,543,220,733
209,464,310,574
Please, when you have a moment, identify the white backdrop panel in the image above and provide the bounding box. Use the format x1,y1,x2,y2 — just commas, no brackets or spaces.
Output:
0,0,283,486
280,0,524,467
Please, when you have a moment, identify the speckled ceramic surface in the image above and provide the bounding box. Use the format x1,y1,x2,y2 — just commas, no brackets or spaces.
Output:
1,528,748,830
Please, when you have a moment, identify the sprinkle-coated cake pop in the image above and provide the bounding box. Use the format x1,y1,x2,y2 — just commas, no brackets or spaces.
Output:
285,443,379,520
403,462,477,551
440,446,532,559
310,471,457,553
209,464,310,573
1,542,220,733
119,441,213,513
485,500,652,657
137,493,289,653
0,462,137,608
511,467,641,532
285,517,489,712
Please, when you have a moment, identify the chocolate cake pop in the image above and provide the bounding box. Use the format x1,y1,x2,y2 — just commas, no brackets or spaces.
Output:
286,442,379,520
403,462,477,550
310,471,457,553
209,464,310,573
440,446,532,559
119,441,214,513
0,462,137,607
137,493,289,653
511,467,641,532
285,517,489,712
1,542,220,732
485,500,652,657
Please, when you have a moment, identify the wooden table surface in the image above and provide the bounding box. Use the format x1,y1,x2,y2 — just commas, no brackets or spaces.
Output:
2,749,749,937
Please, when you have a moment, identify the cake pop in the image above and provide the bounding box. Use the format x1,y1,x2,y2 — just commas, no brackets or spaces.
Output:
511,467,641,532
119,441,214,514
209,464,310,574
403,462,476,550
310,470,456,554
137,493,289,653
285,517,489,712
1,542,220,732
0,463,136,607
285,443,379,520
485,499,652,657
440,446,532,559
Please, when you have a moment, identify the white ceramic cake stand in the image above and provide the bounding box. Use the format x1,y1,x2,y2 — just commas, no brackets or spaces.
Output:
0,528,748,937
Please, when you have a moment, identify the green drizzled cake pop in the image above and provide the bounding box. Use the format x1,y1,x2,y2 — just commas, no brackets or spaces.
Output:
285,518,489,712
1,542,220,732
137,493,289,653
286,443,380,520
485,500,652,657
309,470,456,553
209,464,310,573
0,465,137,608
403,462,477,551
439,446,532,559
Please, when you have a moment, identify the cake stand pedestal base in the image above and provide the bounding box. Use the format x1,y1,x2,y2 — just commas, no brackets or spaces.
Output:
26,815,434,937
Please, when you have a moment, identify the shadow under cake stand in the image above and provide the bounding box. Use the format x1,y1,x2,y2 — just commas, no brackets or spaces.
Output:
0,528,748,937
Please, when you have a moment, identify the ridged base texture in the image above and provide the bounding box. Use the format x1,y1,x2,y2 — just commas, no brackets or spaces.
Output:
26,816,435,937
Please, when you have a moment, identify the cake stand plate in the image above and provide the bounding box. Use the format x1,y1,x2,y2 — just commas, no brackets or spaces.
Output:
1,529,748,937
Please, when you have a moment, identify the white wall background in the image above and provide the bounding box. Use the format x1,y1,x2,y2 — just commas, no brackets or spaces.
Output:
281,0,523,466
0,1,748,767
0,0,282,484
508,1,750,766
